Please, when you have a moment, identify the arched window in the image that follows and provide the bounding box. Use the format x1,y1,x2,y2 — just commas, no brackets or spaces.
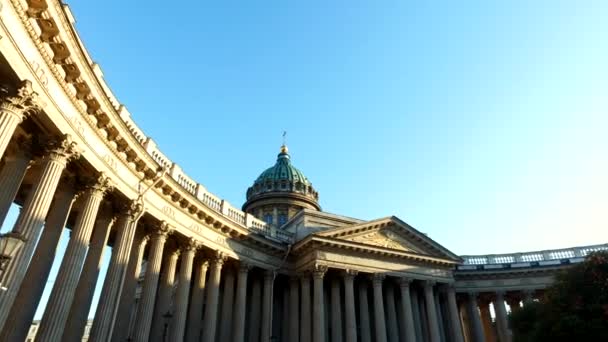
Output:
264,214,273,225
278,214,288,226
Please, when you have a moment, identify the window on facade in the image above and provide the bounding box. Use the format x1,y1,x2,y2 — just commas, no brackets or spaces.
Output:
264,214,273,225
278,214,288,226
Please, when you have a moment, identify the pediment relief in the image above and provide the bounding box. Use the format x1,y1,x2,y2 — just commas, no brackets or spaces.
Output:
346,227,425,254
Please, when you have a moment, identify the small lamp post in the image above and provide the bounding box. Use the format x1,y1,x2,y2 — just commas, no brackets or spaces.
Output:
0,231,26,288
162,311,173,342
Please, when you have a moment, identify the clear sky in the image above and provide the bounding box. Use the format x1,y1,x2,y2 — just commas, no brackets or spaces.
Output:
4,0,608,320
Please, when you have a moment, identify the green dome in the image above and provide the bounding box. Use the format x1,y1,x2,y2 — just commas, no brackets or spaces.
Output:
254,146,311,186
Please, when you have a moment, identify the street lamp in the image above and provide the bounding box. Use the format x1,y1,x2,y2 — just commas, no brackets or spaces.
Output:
162,311,173,342
0,231,26,289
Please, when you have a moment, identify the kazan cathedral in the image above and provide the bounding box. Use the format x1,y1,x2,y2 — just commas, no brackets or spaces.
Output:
0,1,605,342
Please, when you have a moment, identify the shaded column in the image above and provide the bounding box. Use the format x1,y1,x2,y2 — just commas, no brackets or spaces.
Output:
434,291,446,342
0,136,31,227
446,285,465,342
300,273,312,342
112,232,149,342
132,223,171,342
494,292,510,342
171,239,197,342
523,290,535,305
330,277,343,342
201,253,225,342
35,174,111,342
0,134,79,329
424,281,441,342
249,276,262,342
411,289,423,342
288,276,300,342
89,201,144,342
186,259,209,342
466,293,484,342
261,270,275,342
0,81,39,161
62,208,114,341
479,299,496,342
312,266,327,342
385,282,399,342
232,262,251,342
358,280,372,342
0,184,76,342
343,270,357,342
219,267,236,341
397,278,417,342
151,248,180,342
372,274,388,342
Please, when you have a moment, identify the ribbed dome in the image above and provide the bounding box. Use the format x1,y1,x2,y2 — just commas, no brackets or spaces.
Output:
253,148,311,187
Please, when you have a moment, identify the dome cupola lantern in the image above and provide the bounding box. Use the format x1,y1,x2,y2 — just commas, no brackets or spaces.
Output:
243,144,320,228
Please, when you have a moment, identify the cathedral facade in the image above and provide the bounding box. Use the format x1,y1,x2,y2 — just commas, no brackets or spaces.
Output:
0,1,605,342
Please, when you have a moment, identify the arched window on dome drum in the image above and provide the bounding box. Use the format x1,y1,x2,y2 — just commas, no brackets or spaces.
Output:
278,214,287,226
264,214,273,225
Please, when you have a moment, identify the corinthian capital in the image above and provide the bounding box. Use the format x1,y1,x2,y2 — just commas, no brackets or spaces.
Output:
46,134,81,162
0,80,41,120
85,172,113,196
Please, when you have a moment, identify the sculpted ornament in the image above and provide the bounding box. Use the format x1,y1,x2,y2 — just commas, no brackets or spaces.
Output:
86,172,113,196
0,80,41,120
312,264,328,278
46,134,81,162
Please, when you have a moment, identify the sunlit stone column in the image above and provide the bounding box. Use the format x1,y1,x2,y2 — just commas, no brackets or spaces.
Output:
171,239,197,342
62,210,115,342
342,270,357,342
467,292,484,342
151,248,180,342
89,201,144,342
261,270,275,342
397,278,417,342
232,262,251,342
312,266,327,342
0,80,39,160
0,136,31,227
0,134,79,330
132,222,171,342
372,274,388,342
423,281,441,342
286,276,300,342
385,282,399,342
358,280,372,342
445,285,465,342
219,268,236,341
249,276,262,342
186,259,209,342
201,253,225,342
35,175,112,342
300,273,312,342
494,291,511,342
479,299,496,342
0,184,76,342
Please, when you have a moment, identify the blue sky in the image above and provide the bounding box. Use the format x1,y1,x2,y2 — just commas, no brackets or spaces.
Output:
2,0,607,319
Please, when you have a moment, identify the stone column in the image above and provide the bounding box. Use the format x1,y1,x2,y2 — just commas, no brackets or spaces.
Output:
62,209,114,342
218,267,236,341
358,280,372,342
434,291,446,342
132,223,171,342
186,259,209,342
372,274,388,342
89,201,143,342
466,293,484,342
423,281,441,342
494,292,510,342
0,80,39,160
249,276,262,342
445,285,465,342
479,299,496,342
261,270,275,342
288,276,300,342
0,134,79,329
397,278,417,342
201,253,225,342
0,185,76,342
300,273,312,342
171,239,197,342
0,136,31,227
343,270,357,342
112,232,149,342
385,282,399,342
330,277,343,342
411,289,423,341
34,174,111,342
151,248,180,342
232,262,251,342
312,266,327,342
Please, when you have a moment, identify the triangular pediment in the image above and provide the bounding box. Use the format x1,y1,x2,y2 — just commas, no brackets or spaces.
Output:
315,216,461,262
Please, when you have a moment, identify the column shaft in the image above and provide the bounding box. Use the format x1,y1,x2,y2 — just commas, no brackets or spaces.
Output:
358,281,372,342
343,271,357,342
0,187,75,342
446,286,465,342
232,263,250,342
132,226,169,342
0,135,78,329
398,279,417,342
424,282,441,342
186,259,209,342
288,277,300,342
300,275,311,342
0,142,30,227
261,270,275,342
219,269,236,341
88,202,142,342
171,243,197,341
331,277,343,342
249,277,262,342
151,249,180,342
411,289,423,342
312,267,326,342
201,255,224,342
372,275,388,342
494,292,510,342
467,293,485,342
385,283,399,342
